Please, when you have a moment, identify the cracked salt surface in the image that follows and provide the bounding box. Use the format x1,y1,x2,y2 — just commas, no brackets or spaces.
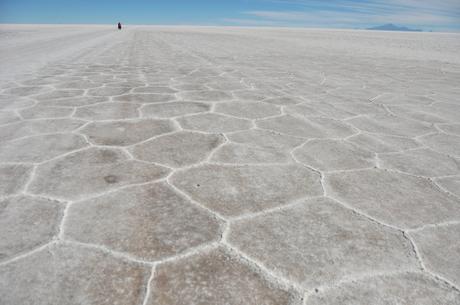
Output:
0,25,459,305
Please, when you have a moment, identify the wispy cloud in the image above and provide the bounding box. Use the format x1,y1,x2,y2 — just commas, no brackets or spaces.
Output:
227,0,460,31
220,18,282,27
270,0,460,15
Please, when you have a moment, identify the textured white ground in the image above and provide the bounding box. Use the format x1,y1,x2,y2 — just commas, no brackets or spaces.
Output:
2,24,460,80
0,25,459,305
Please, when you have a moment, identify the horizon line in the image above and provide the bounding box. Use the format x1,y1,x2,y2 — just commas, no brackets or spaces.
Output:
2,22,460,33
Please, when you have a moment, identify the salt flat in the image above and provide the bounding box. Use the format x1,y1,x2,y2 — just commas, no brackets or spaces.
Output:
0,25,459,304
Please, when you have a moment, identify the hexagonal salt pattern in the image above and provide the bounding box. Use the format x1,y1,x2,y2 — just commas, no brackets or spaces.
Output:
64,182,220,260
133,86,177,94
0,164,32,196
1,27,459,303
28,147,170,201
293,140,375,171
379,148,460,177
232,89,275,101
54,80,99,89
409,224,460,287
263,96,304,106
346,114,435,137
87,86,131,97
3,86,50,97
150,247,296,305
388,104,450,123
0,95,36,110
140,101,210,118
0,196,63,261
387,102,460,122
228,197,417,289
74,102,140,120
347,133,420,153
39,96,108,107
80,119,175,146
0,119,86,142
284,103,326,118
177,113,252,133
305,273,460,305
113,93,176,104
215,101,281,119
207,81,247,91
212,129,305,164
19,105,74,119
227,129,305,150
257,115,355,138
178,90,233,102
0,134,88,163
325,169,460,229
420,133,460,158
35,89,84,101
132,131,224,167
291,101,386,120
211,142,293,164
373,94,435,106
170,164,322,217
0,243,150,305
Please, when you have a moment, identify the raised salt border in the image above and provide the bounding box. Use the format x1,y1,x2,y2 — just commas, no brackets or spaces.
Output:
0,25,459,304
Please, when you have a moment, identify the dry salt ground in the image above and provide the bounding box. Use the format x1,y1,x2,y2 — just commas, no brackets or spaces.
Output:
0,24,460,304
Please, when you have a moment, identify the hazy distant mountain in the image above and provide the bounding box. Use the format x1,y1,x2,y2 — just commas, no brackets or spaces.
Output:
367,24,422,32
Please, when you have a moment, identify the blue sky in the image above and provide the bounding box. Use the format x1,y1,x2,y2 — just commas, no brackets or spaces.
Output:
1,0,459,31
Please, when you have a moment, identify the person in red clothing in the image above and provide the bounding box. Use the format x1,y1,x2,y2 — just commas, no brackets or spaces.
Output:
118,22,122,30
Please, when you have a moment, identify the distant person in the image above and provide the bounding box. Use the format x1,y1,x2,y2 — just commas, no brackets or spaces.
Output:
118,22,122,30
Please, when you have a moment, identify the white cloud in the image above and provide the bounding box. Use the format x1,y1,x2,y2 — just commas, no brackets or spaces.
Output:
242,0,460,30
271,0,460,13
221,18,282,26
